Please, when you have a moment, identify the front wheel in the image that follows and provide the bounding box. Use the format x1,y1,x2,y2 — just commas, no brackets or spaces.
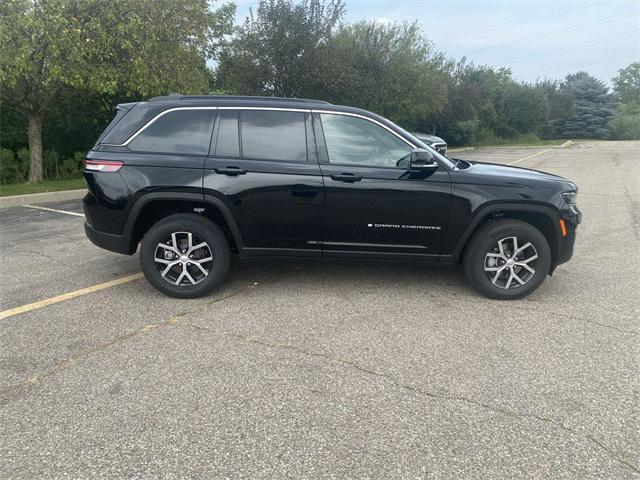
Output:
140,214,230,298
463,219,551,300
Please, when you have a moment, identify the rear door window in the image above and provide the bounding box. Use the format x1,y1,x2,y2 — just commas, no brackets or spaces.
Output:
240,110,307,162
128,109,215,155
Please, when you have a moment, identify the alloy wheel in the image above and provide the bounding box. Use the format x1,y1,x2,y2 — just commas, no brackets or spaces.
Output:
484,236,538,289
154,232,213,286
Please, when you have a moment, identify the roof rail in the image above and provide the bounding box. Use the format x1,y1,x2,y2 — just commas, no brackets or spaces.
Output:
148,93,331,104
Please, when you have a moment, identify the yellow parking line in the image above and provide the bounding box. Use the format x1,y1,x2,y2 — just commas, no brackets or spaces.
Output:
507,148,552,165
0,273,144,321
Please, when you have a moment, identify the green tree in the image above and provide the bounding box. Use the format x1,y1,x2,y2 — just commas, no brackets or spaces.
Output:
548,72,615,139
612,62,640,105
0,0,234,182
494,82,549,137
431,59,513,145
609,62,640,140
321,21,450,129
217,0,345,97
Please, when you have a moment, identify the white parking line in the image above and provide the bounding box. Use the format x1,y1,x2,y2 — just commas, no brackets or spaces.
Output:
23,204,84,217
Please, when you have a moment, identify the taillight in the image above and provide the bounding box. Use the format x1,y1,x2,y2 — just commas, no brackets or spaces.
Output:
84,159,124,172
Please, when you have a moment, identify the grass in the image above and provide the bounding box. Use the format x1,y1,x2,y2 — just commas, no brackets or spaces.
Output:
0,178,85,197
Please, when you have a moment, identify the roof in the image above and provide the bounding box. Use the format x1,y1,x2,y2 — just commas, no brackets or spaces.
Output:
148,93,331,105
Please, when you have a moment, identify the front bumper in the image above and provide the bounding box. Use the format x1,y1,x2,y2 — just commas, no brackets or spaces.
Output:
84,222,135,255
432,143,447,156
555,205,581,267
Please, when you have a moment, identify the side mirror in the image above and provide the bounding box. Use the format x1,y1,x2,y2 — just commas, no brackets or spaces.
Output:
410,148,438,170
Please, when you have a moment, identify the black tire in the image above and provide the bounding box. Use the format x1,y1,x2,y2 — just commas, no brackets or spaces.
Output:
463,219,551,300
140,214,230,298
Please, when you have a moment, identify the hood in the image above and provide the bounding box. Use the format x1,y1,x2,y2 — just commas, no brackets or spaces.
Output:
454,160,577,191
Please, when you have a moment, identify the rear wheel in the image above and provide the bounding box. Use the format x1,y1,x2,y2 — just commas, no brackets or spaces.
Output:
140,214,230,298
463,219,551,300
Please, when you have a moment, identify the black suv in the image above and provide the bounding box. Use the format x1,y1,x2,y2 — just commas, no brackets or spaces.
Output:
413,132,447,156
83,95,581,300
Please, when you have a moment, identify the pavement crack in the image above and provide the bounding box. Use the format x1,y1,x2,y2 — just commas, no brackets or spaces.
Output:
465,298,638,335
222,332,640,475
505,302,638,335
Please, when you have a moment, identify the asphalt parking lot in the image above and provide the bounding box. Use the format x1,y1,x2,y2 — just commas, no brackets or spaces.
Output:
1,141,638,479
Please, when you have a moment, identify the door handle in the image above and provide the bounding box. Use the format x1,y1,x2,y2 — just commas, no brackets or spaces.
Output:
214,166,247,176
330,173,362,183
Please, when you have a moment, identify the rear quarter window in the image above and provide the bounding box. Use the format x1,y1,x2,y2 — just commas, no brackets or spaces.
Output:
128,110,215,155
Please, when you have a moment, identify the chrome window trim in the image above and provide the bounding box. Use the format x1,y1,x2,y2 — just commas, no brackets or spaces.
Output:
101,105,415,150
101,107,218,147
312,110,416,149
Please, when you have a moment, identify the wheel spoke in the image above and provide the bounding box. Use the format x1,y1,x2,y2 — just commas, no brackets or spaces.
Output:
511,236,518,255
192,262,208,276
184,269,197,285
520,253,538,264
154,257,175,265
158,243,179,254
174,266,186,285
485,265,503,272
517,263,536,275
505,270,515,289
492,267,506,285
188,242,208,254
161,261,179,278
512,270,526,286
515,241,532,255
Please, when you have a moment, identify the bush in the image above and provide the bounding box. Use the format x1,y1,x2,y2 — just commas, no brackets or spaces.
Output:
60,152,85,178
609,104,640,140
0,148,84,184
42,149,60,179
444,120,477,146
0,148,29,184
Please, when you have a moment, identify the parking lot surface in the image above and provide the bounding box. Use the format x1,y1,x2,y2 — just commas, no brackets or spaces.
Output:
0,141,638,479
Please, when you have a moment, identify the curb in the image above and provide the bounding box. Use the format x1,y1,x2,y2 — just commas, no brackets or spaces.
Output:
560,140,573,148
0,189,86,209
448,147,474,153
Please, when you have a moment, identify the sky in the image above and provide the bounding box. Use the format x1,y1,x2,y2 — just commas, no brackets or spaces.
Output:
230,0,640,86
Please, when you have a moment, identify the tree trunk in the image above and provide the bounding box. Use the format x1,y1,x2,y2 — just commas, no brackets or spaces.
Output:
27,111,44,183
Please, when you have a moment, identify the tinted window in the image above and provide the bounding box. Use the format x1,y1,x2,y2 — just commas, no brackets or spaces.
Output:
215,110,240,157
240,110,307,162
129,110,214,155
320,114,412,168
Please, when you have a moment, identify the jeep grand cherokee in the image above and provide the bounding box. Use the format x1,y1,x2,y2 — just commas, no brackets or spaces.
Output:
83,94,581,300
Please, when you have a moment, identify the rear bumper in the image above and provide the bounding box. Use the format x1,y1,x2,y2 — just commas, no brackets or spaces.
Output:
84,222,135,255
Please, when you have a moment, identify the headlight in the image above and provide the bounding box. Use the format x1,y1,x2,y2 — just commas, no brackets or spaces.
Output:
562,192,577,205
